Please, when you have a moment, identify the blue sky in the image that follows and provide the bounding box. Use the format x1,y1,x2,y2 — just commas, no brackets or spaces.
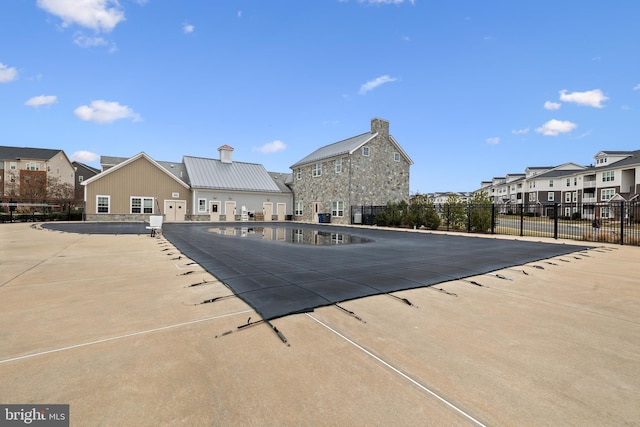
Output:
1,0,639,193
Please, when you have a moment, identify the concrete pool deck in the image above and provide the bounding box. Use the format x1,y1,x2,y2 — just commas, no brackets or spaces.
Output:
1,222,639,426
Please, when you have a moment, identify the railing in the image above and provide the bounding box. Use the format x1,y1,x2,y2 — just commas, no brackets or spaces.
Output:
0,197,84,223
352,201,640,246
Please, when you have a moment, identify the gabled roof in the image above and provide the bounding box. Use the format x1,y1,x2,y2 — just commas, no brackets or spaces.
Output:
184,156,283,193
82,152,190,189
72,161,101,175
0,146,64,161
100,155,189,184
290,132,376,168
268,172,293,193
595,149,640,170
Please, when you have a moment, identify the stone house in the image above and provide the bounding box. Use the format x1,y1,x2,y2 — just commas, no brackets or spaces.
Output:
289,118,413,225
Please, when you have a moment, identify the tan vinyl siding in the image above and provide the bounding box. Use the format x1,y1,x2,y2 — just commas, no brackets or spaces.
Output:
85,157,189,214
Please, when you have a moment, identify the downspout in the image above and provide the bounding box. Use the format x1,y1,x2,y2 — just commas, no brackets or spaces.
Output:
348,155,353,224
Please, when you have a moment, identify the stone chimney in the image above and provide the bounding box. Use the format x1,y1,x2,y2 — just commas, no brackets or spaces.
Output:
371,117,389,138
218,145,234,164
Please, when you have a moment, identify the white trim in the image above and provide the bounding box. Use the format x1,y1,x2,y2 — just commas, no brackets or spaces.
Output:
96,195,110,214
82,152,189,189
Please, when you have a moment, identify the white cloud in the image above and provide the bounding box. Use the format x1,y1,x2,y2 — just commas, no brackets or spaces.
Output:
73,33,108,48
25,95,58,108
70,150,100,163
544,101,561,110
74,100,141,124
535,119,577,136
254,140,286,154
486,137,500,145
237,10,242,18
511,128,529,135
0,63,18,83
183,23,194,34
36,0,126,32
359,75,398,95
559,89,608,108
634,84,640,91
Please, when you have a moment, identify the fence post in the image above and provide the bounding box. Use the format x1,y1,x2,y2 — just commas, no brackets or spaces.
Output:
491,204,495,234
519,203,524,237
620,201,625,245
553,203,559,239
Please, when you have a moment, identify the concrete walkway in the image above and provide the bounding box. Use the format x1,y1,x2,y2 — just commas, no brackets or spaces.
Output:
1,223,639,426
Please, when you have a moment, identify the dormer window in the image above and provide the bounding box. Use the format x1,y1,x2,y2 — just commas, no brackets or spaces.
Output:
362,146,370,157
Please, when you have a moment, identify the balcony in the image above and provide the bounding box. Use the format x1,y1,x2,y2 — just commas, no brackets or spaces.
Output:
583,180,597,188
582,196,596,203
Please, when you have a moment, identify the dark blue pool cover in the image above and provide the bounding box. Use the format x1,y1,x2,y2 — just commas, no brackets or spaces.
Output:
161,223,592,320
44,222,592,321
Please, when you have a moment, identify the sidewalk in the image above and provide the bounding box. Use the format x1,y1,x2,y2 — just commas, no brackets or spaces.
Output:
1,223,639,426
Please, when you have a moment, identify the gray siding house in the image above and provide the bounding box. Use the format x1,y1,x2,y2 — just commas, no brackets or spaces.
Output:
186,145,293,221
290,118,413,224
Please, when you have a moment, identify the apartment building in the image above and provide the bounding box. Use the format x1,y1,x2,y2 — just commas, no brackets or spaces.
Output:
478,150,640,220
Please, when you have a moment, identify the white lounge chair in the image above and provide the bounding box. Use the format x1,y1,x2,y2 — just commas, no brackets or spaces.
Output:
146,215,163,237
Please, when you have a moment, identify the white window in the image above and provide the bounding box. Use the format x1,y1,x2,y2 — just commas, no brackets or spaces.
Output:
198,198,207,213
335,158,342,173
565,207,571,216
295,201,303,216
331,200,344,217
131,197,153,214
10,162,16,170
601,189,615,201
312,163,322,177
574,177,578,186
362,146,370,157
393,152,400,162
296,168,301,180
602,171,614,182
549,180,554,188
26,162,40,171
566,178,570,187
97,195,110,214
565,192,571,202
78,176,84,183
573,192,578,202
601,207,610,218
548,192,554,202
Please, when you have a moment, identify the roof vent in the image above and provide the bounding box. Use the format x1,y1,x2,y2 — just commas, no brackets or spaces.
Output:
218,145,234,164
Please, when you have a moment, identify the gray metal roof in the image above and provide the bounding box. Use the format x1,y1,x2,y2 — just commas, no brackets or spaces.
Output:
0,146,63,161
100,156,127,167
184,156,283,193
290,132,375,168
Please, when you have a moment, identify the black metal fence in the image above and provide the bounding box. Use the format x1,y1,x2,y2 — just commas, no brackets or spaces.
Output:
0,197,84,223
351,201,640,246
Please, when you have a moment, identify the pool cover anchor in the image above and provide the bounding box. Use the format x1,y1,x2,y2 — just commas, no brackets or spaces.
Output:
334,304,366,323
433,287,457,297
213,317,290,346
386,293,417,308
